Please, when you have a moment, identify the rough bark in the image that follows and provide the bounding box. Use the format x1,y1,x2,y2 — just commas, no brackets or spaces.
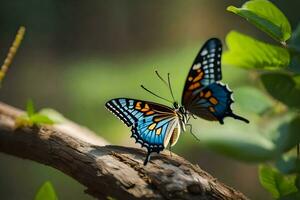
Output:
0,102,249,200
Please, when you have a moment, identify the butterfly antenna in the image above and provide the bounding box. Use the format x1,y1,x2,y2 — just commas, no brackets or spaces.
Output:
156,70,176,102
167,73,176,103
141,85,173,104
155,70,168,86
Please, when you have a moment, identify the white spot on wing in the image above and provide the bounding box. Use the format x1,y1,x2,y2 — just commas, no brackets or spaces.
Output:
201,49,208,56
192,63,201,70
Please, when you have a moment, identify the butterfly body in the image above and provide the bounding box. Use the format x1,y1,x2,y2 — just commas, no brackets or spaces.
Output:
105,38,249,165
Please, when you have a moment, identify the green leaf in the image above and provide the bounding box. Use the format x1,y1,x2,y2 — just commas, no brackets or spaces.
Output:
289,22,300,53
261,73,300,109
200,126,276,162
34,181,58,200
270,115,300,153
276,155,300,174
280,192,300,200
223,31,290,70
39,108,66,123
259,165,298,198
227,0,291,43
259,165,281,198
30,114,54,125
235,86,273,114
288,55,300,74
26,99,35,117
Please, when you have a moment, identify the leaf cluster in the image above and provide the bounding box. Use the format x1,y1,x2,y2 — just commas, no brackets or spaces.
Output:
217,0,300,198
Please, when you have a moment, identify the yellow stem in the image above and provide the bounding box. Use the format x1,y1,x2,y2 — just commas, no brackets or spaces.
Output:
0,26,26,83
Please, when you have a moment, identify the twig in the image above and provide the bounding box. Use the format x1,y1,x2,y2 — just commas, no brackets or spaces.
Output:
0,101,249,200
0,26,26,84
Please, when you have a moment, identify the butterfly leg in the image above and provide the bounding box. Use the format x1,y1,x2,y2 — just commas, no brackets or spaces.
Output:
144,151,152,166
186,124,201,141
168,143,173,157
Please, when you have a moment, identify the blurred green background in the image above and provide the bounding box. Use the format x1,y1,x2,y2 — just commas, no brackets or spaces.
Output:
0,0,299,199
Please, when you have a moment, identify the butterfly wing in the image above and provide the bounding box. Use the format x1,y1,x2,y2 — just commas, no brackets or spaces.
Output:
105,98,180,165
182,38,222,105
182,38,249,124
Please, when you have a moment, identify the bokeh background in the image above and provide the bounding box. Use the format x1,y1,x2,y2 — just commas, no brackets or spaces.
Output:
0,0,299,199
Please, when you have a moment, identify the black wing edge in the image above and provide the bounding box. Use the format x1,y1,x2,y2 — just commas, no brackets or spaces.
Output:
105,99,164,165
191,38,222,66
131,126,164,165
216,83,250,125
105,100,133,127
182,38,223,104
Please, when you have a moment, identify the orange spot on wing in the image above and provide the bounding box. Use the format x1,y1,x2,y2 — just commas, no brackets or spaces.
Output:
200,91,204,97
141,103,150,112
135,102,142,110
156,127,162,135
193,71,204,82
188,82,201,90
146,111,154,115
204,91,212,98
209,107,215,113
188,76,193,81
154,117,161,122
209,97,218,105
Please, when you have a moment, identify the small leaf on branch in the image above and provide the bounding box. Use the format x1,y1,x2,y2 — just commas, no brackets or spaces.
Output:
15,100,55,128
26,99,35,117
34,181,58,200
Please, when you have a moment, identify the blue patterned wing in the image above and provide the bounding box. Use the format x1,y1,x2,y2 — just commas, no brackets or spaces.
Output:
182,38,222,104
182,38,249,124
105,98,180,165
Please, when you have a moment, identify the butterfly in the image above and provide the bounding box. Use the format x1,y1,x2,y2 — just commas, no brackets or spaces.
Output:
105,38,249,165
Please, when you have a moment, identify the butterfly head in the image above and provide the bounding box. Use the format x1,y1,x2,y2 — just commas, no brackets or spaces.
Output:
173,102,179,109
173,102,188,131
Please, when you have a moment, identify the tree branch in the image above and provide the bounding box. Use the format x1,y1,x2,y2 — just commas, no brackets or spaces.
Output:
0,102,249,200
